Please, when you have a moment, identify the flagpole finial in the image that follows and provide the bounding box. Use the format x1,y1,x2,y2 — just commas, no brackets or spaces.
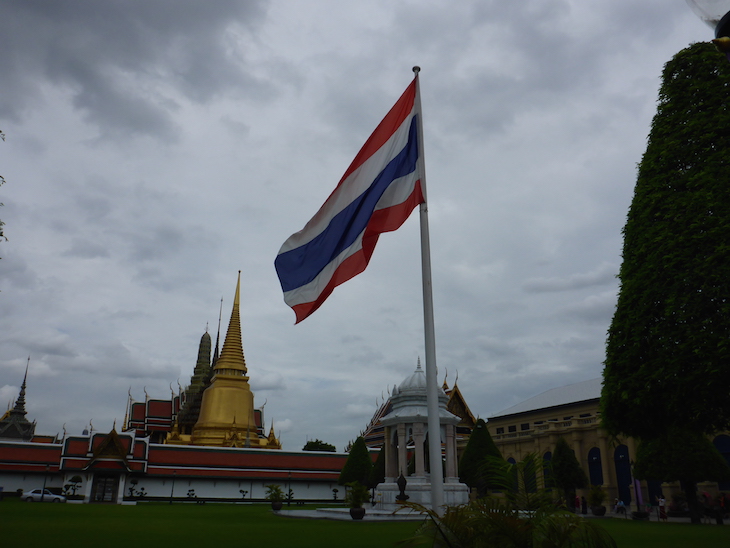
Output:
412,66,421,74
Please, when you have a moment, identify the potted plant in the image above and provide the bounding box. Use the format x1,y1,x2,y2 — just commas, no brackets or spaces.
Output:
346,481,370,520
588,485,607,516
668,492,689,517
264,484,284,511
632,509,650,520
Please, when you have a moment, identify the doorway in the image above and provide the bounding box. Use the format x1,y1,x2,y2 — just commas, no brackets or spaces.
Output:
91,474,119,503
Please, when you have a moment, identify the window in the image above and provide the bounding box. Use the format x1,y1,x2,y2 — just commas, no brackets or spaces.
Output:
508,425,516,433
496,427,504,434
520,423,530,431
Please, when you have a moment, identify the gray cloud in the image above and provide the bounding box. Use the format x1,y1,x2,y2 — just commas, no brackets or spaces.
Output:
0,0,271,140
0,0,707,451
523,262,618,293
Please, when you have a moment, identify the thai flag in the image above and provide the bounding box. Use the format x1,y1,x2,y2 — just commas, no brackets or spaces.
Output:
275,78,425,323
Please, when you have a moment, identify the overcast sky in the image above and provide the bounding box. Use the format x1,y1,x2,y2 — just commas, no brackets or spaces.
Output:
0,1,712,452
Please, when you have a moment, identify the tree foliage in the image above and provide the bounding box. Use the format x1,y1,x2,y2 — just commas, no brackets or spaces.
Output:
458,418,502,495
632,426,730,524
368,446,385,488
602,42,730,439
634,428,730,484
398,453,617,548
302,438,336,452
338,436,372,487
484,453,552,511
550,437,587,502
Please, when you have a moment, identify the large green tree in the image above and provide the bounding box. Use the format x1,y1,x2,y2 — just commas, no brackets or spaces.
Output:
458,418,502,497
368,446,385,489
633,426,730,524
302,439,336,452
338,436,372,487
602,42,730,439
550,437,587,508
400,454,617,548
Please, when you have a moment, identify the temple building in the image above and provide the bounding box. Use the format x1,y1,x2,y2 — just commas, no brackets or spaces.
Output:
163,272,280,449
369,360,470,507
0,362,36,442
0,273,343,504
362,368,476,457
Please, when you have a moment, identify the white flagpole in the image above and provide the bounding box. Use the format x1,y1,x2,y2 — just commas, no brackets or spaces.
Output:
412,66,445,514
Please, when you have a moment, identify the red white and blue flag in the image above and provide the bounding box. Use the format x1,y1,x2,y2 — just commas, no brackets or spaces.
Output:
275,77,425,323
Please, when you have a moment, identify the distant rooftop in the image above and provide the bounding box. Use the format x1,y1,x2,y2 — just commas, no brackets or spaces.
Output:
490,378,602,419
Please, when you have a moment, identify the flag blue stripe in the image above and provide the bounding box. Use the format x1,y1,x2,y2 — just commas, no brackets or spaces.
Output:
275,116,419,292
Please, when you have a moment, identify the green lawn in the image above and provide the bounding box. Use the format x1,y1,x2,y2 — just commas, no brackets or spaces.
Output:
597,517,729,547
2,498,728,547
1,499,416,548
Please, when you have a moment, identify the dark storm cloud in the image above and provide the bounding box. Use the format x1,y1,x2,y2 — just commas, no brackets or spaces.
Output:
523,262,617,293
62,238,111,259
128,224,185,262
0,0,271,140
559,291,617,324
0,0,707,450
0,255,39,291
17,336,78,360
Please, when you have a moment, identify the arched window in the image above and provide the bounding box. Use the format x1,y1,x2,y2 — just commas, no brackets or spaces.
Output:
614,445,632,506
543,451,553,489
588,447,603,486
714,435,730,490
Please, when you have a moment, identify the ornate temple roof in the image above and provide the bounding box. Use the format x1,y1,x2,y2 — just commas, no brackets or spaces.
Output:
380,360,460,427
362,363,477,450
0,361,36,441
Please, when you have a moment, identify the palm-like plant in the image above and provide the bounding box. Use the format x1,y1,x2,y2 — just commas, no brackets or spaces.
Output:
483,453,552,511
397,454,616,548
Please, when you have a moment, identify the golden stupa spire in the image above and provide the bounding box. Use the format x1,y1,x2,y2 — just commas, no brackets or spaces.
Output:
191,271,273,448
213,271,247,375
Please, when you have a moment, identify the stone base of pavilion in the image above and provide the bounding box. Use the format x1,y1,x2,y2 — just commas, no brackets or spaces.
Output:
374,476,469,511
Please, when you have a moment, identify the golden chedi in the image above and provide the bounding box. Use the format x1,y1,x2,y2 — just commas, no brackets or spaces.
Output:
190,272,280,448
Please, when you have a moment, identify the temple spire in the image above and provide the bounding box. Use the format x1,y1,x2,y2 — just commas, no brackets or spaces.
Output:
13,357,30,413
0,358,36,441
212,297,223,368
191,272,275,448
214,271,247,375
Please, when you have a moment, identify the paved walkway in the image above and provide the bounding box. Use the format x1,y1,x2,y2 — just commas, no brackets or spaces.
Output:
277,506,727,524
276,506,426,521
604,511,727,525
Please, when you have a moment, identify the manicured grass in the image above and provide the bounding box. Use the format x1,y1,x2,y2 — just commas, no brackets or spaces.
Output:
2,498,728,547
595,517,729,547
1,498,418,548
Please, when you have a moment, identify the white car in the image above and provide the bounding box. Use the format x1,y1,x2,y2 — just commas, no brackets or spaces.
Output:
23,489,66,503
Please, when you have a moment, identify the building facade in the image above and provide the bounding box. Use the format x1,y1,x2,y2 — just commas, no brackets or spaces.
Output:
0,274,344,504
487,378,730,507
0,429,345,504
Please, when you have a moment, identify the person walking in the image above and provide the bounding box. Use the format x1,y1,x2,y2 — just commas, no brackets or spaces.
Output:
656,495,667,522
